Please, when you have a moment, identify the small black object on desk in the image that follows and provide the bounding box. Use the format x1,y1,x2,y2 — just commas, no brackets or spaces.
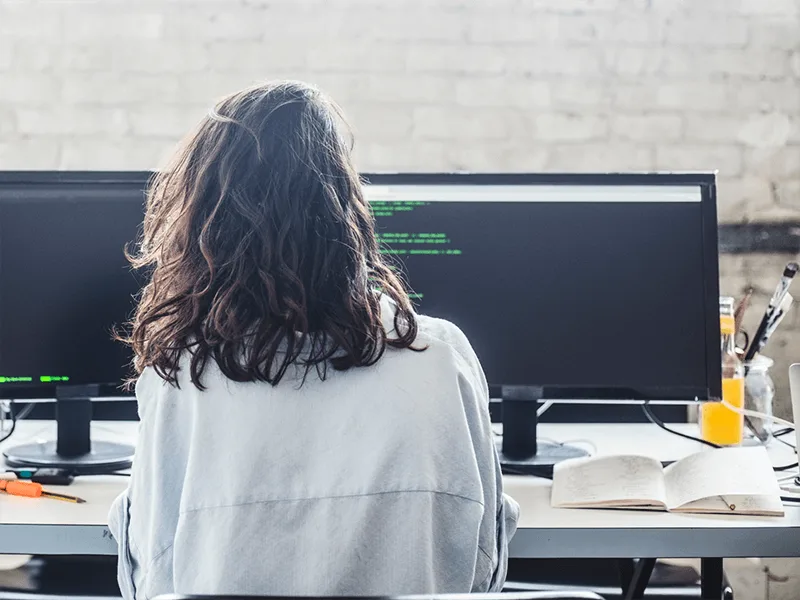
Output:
497,386,588,476
6,467,75,485
3,384,135,475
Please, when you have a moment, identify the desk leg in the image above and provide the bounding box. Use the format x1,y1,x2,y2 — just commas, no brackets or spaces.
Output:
620,558,656,600
618,559,634,593
701,558,724,600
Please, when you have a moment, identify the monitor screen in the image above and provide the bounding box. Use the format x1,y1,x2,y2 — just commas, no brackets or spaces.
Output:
0,173,147,398
365,174,721,401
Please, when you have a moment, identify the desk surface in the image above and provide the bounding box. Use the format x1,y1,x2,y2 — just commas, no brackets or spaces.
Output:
1,420,799,558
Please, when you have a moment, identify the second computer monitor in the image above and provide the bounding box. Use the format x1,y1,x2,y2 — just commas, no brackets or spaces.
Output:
365,173,721,402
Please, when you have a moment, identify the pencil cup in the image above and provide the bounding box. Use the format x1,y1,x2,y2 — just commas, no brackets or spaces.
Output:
743,356,774,445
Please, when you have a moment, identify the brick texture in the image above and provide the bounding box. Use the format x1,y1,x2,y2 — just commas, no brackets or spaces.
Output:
1,0,800,424
0,0,796,197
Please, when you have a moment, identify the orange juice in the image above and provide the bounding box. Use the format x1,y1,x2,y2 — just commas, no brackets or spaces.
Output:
700,377,744,446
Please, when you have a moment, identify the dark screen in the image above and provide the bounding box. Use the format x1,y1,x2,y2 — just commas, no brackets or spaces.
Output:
371,184,715,400
0,183,143,394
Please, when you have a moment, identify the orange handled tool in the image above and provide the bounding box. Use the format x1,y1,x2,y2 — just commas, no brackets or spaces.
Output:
0,479,85,503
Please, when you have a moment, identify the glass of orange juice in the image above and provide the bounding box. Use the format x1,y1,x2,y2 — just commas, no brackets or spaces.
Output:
700,297,744,446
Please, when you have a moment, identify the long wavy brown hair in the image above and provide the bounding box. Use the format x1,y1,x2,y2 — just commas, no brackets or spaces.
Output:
122,80,419,389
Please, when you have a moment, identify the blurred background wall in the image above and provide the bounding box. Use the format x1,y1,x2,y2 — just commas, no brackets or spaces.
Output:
0,0,799,402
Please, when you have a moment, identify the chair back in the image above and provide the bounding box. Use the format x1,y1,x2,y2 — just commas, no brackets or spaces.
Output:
155,592,605,600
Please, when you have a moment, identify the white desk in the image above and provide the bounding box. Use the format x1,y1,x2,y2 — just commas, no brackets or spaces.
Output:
1,421,800,560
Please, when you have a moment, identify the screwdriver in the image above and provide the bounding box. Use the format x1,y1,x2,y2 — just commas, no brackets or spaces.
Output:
0,479,86,504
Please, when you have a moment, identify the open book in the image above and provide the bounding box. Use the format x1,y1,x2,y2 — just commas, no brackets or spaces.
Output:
551,446,784,516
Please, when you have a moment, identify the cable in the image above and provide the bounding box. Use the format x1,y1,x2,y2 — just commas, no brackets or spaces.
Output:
721,399,795,429
641,402,721,448
774,461,798,472
643,403,800,473
14,403,34,421
0,412,16,444
0,402,35,444
537,400,554,418
774,428,799,473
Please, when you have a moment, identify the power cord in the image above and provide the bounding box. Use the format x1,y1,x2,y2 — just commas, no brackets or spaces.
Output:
721,399,795,429
641,402,721,448
774,428,796,450
0,401,35,444
641,402,798,472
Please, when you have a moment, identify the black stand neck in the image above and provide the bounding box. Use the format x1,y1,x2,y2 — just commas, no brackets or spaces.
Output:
501,385,542,460
55,384,99,457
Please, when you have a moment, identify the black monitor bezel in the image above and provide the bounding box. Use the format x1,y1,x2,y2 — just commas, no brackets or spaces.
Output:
362,172,722,402
0,171,152,400
0,171,721,402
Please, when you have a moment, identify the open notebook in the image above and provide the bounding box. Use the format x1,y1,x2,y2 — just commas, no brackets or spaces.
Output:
551,446,784,516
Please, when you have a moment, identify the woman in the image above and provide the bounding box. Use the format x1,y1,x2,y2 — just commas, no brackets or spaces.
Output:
109,80,519,599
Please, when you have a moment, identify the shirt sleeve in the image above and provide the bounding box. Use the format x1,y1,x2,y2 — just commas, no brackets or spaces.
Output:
108,487,139,600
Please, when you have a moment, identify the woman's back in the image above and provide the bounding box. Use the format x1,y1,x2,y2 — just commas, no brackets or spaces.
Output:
111,301,517,597
108,80,517,598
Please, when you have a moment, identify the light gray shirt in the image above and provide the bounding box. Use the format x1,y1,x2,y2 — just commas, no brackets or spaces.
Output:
109,297,519,599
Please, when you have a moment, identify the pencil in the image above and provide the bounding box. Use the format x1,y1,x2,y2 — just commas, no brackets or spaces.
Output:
42,490,86,504
734,288,753,338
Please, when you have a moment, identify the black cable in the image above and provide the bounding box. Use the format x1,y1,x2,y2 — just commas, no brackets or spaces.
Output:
774,461,798,472
641,402,721,448
0,402,36,444
770,428,797,470
641,402,798,472
0,410,16,444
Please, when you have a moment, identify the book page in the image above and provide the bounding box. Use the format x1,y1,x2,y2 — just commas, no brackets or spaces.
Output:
664,446,781,510
551,454,667,508
675,494,784,516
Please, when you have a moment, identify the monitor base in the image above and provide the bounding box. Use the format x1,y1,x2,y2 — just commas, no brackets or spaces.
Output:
2,384,134,475
4,441,134,475
498,439,589,476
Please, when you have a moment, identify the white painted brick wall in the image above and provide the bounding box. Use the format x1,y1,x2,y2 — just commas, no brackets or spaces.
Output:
1,0,800,440
1,3,794,197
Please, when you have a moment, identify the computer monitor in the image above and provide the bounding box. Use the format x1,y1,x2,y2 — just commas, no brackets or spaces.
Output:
363,173,721,471
0,171,149,473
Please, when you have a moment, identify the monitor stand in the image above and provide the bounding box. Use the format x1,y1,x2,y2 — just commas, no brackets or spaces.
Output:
497,385,589,476
3,384,135,475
